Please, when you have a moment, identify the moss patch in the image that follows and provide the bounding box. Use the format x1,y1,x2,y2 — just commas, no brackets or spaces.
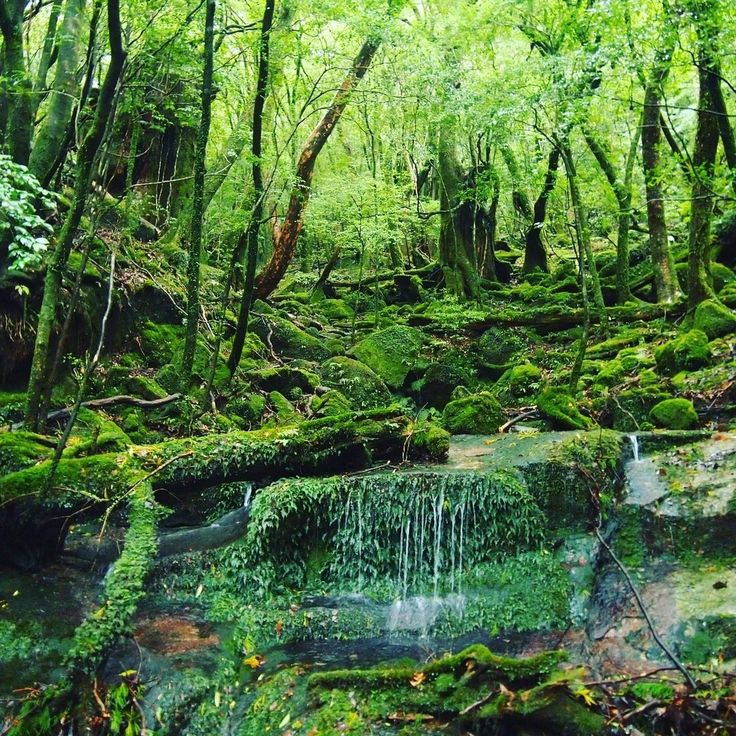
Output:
352,325,423,389
442,392,503,435
649,398,699,430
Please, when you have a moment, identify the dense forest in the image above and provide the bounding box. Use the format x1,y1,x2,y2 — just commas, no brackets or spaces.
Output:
1,0,736,733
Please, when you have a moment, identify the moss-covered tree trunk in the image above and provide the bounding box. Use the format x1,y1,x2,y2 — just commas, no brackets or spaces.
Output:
437,117,480,299
687,0,720,308
29,0,88,183
640,15,682,304
181,0,217,386
228,0,276,374
30,0,64,119
0,0,34,165
523,147,560,275
25,0,126,430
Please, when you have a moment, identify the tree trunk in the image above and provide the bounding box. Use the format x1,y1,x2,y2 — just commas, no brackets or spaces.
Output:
437,116,479,298
31,0,64,119
228,0,277,374
523,148,560,274
0,0,33,165
181,0,217,386
25,0,126,430
583,121,641,304
687,2,721,308
640,16,682,304
253,35,382,300
29,0,87,183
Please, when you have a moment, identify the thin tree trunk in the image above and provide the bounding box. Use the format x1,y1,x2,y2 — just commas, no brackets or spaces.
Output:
30,0,87,183
25,0,126,430
227,0,276,375
253,34,383,300
181,0,217,387
640,13,682,304
583,121,641,303
0,0,34,165
705,60,736,196
523,147,560,274
688,3,720,308
31,0,64,119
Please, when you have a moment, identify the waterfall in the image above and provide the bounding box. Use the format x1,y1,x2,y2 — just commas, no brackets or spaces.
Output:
628,434,641,463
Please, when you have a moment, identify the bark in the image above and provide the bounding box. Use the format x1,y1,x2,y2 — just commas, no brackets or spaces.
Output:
480,164,501,280
30,0,88,184
437,116,480,298
688,5,721,308
228,0,276,374
25,0,126,430
559,139,605,317
583,121,641,303
500,146,533,220
253,34,382,300
31,0,64,119
181,0,217,386
705,61,736,196
0,0,33,164
523,148,560,274
640,16,682,304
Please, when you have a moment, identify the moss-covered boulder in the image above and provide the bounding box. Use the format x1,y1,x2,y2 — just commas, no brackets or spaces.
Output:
320,357,392,410
311,389,352,417
139,321,184,367
654,329,712,374
419,362,473,410
477,326,528,373
351,325,423,388
493,363,543,401
252,315,332,361
409,420,451,460
649,398,699,430
315,298,354,321
247,366,319,399
606,385,672,432
228,393,267,425
537,388,593,430
267,391,301,425
442,392,503,435
693,299,736,339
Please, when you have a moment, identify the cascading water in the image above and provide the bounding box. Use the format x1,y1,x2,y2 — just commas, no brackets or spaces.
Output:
628,434,641,463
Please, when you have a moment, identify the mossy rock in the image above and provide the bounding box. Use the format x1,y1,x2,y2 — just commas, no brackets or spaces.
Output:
594,359,625,388
247,366,319,399
719,282,736,309
409,420,451,461
251,315,331,362
320,357,391,410
139,321,184,367
493,363,543,401
537,388,593,430
607,386,672,432
712,263,736,292
477,327,528,368
587,327,648,358
316,298,355,321
693,299,736,339
266,391,302,425
311,390,353,417
351,325,423,389
616,346,655,373
649,398,699,430
419,361,473,410
0,432,54,476
442,392,503,435
654,329,712,375
228,393,267,425
124,375,168,400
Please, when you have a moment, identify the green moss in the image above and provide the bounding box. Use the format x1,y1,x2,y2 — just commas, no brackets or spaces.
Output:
680,615,736,665
492,363,543,401
649,398,699,430
0,392,27,425
606,385,672,432
267,391,301,425
352,325,423,389
654,329,712,374
0,431,55,475
247,366,319,399
312,390,353,417
536,388,593,430
587,327,648,358
442,392,503,435
720,281,736,308
316,298,355,321
408,420,451,461
594,359,625,388
139,321,184,367
320,357,392,410
477,327,528,370
418,361,473,410
252,315,331,361
125,374,168,400
692,299,736,339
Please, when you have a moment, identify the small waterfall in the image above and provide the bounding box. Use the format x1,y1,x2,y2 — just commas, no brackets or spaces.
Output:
386,593,466,637
628,434,641,463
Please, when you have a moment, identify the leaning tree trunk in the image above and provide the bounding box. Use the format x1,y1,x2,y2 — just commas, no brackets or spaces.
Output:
180,0,217,387
523,147,560,275
25,0,126,430
228,0,276,374
253,34,383,300
30,0,64,119
29,0,88,184
640,16,682,304
0,0,34,165
687,2,721,308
